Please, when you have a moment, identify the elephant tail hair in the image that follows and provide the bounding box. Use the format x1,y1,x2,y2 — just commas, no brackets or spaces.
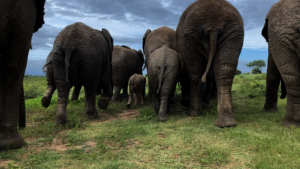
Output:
157,50,166,94
197,30,219,97
280,77,287,99
42,61,52,72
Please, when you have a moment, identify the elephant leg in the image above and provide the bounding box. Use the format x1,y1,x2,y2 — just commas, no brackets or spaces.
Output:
263,52,280,112
127,87,134,108
170,84,176,104
71,85,82,101
83,84,97,119
213,42,241,128
122,82,129,101
211,80,217,101
135,92,141,106
272,46,300,127
180,72,190,107
42,67,56,108
0,37,33,150
152,92,160,115
187,74,203,116
19,85,26,129
202,69,214,109
112,86,121,104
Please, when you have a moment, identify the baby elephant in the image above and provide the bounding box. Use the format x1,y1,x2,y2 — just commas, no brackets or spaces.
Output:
127,74,146,108
148,45,180,121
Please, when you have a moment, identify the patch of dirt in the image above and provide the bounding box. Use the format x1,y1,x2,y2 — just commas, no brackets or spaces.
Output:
92,109,140,124
0,160,14,168
157,134,167,138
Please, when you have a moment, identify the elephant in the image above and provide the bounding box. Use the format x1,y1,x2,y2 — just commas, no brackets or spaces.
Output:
176,0,244,127
127,74,146,108
111,45,144,103
261,0,300,127
148,46,180,121
46,22,113,126
143,26,178,103
0,0,46,150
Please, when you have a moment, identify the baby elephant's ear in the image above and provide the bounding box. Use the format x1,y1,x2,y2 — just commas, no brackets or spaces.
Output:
262,19,268,42
143,29,151,52
101,28,114,53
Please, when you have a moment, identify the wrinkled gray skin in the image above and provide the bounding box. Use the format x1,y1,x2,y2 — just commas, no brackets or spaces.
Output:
143,26,178,103
127,74,146,108
0,0,46,150
111,45,144,103
47,22,113,126
261,0,300,127
177,0,244,127
148,46,180,121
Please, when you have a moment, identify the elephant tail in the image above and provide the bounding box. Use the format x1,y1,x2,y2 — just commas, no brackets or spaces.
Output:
280,77,287,99
157,50,166,94
64,51,72,90
197,30,219,96
42,60,52,72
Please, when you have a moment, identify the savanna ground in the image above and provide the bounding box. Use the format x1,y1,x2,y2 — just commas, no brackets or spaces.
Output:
1,73,300,169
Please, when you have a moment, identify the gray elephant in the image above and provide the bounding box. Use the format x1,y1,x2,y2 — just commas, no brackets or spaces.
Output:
176,0,244,127
48,22,113,126
0,0,46,150
111,45,144,103
143,26,178,103
262,0,300,127
127,74,146,108
148,46,180,121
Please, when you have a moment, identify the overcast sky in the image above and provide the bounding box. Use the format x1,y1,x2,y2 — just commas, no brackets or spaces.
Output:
26,0,279,75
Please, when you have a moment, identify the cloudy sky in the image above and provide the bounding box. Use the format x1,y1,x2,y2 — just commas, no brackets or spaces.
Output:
26,0,279,75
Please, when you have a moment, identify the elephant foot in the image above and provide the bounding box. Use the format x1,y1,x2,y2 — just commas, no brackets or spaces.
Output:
86,110,98,119
262,104,277,113
214,113,237,128
98,97,109,109
202,103,212,109
159,112,168,122
127,104,131,108
186,109,202,117
180,99,190,108
0,127,25,150
41,96,51,108
282,116,300,128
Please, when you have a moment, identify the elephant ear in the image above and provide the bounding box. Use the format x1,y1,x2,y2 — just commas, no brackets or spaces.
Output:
262,19,268,42
143,29,151,52
101,28,114,53
137,49,145,67
33,0,46,33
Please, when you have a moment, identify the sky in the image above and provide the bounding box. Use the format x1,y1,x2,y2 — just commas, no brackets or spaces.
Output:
26,0,279,75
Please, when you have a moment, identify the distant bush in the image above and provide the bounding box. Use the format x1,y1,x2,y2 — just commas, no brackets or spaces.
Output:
254,74,267,80
252,67,262,74
24,85,43,99
243,72,250,74
235,69,242,75
239,79,266,98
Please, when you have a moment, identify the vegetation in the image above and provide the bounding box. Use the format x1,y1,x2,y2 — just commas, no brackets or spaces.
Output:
252,67,262,74
235,69,242,75
0,73,298,169
246,60,266,75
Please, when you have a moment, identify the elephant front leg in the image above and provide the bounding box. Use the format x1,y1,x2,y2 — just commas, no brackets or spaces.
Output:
42,69,56,108
55,84,70,126
121,82,129,101
187,74,202,116
71,85,82,101
152,92,160,115
112,86,121,104
127,87,134,108
263,53,280,112
135,92,141,107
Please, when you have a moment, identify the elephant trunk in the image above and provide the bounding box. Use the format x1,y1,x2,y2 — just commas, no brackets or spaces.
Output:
157,53,166,94
198,30,219,96
19,85,26,129
280,77,287,99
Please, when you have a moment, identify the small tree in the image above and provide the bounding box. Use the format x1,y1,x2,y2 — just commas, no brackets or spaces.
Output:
235,69,242,75
252,67,262,74
246,60,266,76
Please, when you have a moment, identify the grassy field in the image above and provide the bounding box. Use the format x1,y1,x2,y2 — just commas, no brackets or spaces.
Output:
1,73,300,169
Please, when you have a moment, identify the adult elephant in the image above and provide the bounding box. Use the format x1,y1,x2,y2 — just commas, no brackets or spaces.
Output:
49,22,113,125
261,0,300,127
0,0,46,150
176,0,244,127
111,45,144,103
143,26,179,103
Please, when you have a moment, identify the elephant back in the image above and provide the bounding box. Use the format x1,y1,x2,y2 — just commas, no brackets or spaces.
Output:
33,0,46,33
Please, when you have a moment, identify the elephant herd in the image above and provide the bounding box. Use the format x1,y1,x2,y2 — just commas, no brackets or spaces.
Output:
0,0,300,151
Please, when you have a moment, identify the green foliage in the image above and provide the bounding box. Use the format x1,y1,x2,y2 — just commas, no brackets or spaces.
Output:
246,60,266,70
235,69,242,75
252,67,262,74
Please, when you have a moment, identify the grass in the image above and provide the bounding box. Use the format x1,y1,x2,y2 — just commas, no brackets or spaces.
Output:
0,73,299,168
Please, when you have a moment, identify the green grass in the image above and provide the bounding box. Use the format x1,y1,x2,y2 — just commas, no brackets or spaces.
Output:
1,73,299,168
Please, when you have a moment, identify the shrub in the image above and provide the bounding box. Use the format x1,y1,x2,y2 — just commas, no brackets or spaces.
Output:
252,67,262,74
24,85,43,99
235,69,242,75
239,79,266,98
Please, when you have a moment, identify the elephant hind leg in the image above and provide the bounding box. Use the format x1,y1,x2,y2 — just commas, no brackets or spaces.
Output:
84,85,97,119
263,51,280,113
